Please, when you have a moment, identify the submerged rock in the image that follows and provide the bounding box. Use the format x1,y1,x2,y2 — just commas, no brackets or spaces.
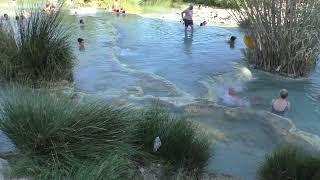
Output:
183,102,320,152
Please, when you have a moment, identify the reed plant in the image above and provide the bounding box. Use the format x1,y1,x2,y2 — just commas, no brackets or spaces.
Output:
258,146,320,180
231,0,320,77
0,5,74,83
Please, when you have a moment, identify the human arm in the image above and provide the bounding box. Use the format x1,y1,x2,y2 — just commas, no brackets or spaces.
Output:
181,10,186,19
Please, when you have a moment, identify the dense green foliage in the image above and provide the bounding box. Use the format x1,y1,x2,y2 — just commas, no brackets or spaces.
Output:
259,146,320,180
136,107,211,173
0,88,211,179
231,0,320,77
0,8,74,83
0,88,136,179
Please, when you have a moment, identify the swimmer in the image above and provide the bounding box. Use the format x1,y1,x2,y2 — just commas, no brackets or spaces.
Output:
228,88,237,96
227,36,237,48
228,36,237,43
200,21,207,26
78,38,85,50
80,19,85,26
15,15,19,21
220,87,243,107
271,89,290,116
3,14,9,20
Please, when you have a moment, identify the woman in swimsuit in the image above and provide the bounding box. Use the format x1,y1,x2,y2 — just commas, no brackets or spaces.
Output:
271,89,290,116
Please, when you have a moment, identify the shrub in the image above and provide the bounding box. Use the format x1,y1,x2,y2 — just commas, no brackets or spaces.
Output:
135,107,212,173
0,88,137,178
231,0,320,77
0,6,74,83
259,146,320,180
0,88,212,178
9,153,132,180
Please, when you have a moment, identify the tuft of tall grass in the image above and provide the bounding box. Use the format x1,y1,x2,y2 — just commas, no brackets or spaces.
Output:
0,88,212,178
9,153,132,180
0,87,137,178
135,107,212,173
231,0,320,77
0,5,74,83
258,146,320,180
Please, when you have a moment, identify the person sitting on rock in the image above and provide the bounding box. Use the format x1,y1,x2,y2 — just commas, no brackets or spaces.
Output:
271,89,290,116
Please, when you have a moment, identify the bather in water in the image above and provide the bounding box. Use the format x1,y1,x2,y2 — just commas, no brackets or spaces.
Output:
271,89,290,116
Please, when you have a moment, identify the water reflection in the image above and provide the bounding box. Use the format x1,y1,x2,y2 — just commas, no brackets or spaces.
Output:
183,31,193,55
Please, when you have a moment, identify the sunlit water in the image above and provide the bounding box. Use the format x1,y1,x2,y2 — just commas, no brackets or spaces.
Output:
0,7,320,179
71,12,320,134
69,12,320,179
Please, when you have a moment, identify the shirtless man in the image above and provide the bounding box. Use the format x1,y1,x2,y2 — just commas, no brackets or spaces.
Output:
181,5,194,32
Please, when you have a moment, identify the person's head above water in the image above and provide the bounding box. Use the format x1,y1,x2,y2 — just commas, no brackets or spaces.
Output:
200,21,207,26
230,36,237,42
3,14,9,20
228,88,236,96
80,19,84,24
279,89,288,99
15,15,19,20
189,4,193,10
78,38,84,46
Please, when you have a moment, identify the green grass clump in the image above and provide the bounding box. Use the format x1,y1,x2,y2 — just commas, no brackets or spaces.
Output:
0,88,136,179
259,146,320,180
135,107,211,173
0,88,212,178
0,6,74,83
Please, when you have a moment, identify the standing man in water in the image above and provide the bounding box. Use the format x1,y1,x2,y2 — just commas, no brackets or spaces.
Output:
181,4,194,32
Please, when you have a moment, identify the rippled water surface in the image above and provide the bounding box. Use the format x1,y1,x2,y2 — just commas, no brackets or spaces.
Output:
0,6,320,179
71,12,320,135
68,12,320,179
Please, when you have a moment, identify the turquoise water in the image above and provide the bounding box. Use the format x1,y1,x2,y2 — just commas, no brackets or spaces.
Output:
0,7,319,179
72,12,320,135
70,12,320,179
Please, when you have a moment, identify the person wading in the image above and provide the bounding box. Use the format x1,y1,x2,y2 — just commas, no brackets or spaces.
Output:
181,4,194,32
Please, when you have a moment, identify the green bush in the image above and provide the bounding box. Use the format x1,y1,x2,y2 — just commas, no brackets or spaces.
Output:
0,88,137,178
0,7,74,83
9,153,132,180
259,146,320,180
135,107,211,173
0,88,212,178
